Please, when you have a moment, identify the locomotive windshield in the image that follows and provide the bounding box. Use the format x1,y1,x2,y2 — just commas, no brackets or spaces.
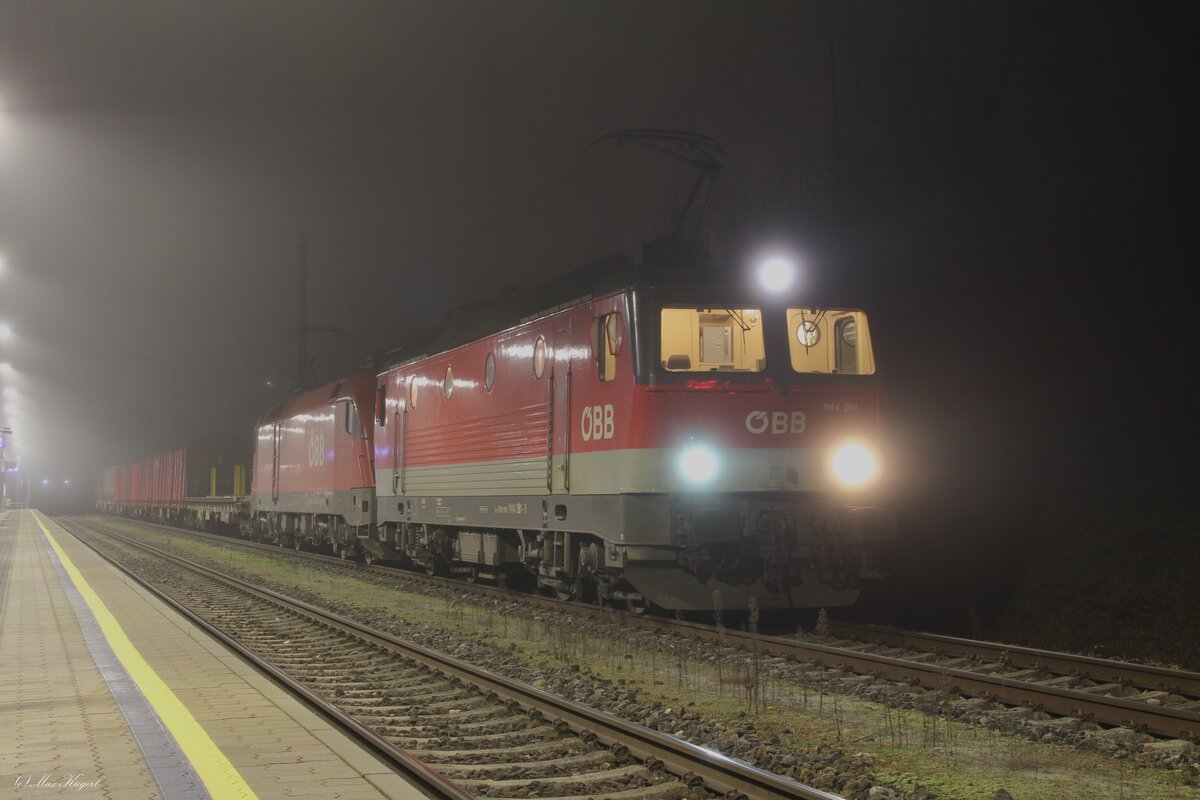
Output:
660,306,766,372
788,307,876,375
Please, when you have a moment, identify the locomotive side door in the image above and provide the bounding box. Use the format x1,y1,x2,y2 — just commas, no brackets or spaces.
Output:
391,394,405,495
551,324,572,494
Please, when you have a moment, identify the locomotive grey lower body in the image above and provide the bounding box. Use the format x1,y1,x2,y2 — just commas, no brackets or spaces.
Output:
364,483,894,611
251,488,374,556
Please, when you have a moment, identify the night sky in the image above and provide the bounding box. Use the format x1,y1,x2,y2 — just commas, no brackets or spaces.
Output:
0,2,1193,620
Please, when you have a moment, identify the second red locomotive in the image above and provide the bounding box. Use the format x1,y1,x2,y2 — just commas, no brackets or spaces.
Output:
251,372,377,554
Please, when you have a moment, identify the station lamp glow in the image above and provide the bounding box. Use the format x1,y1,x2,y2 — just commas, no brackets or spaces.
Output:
0,362,12,375
0,323,12,339
758,256,796,294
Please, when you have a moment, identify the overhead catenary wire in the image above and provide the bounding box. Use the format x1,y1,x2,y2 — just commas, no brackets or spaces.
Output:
388,3,736,260
431,18,819,267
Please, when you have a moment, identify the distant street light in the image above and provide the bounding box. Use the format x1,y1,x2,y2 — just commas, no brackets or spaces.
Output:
0,323,11,339
0,362,12,375
758,256,797,294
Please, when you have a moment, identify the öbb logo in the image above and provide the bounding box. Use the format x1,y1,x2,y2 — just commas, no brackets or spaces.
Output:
581,404,614,441
745,410,807,435
308,433,326,467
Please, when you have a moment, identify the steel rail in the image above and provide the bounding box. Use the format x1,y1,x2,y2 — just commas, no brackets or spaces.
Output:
65,516,842,800
825,621,1200,698
57,518,474,800
632,615,1200,739
89,514,1200,740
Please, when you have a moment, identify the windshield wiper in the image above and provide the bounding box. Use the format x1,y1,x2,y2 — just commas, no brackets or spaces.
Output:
723,307,752,332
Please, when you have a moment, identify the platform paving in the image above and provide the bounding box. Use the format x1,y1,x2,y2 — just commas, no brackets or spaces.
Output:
0,510,429,799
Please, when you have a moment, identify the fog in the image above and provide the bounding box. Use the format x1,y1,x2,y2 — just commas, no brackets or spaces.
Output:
1,2,1192,624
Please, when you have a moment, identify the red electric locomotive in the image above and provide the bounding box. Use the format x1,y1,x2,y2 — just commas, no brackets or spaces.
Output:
250,370,377,554
367,255,894,611
103,253,893,612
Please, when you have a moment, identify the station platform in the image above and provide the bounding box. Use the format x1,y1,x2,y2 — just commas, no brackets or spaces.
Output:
0,509,427,800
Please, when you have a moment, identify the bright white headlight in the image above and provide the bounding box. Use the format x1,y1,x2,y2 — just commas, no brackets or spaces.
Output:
830,442,879,488
679,444,719,483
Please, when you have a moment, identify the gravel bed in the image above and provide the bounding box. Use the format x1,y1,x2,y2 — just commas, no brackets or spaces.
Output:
79,529,710,800
88,519,1200,797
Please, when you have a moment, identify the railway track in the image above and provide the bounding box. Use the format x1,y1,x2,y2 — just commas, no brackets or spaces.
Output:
59,516,839,800
83,515,1200,742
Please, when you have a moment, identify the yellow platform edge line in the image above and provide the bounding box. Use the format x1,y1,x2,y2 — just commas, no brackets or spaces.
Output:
34,512,259,800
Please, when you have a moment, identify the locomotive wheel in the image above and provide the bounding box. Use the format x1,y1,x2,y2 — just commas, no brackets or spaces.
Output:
554,576,596,604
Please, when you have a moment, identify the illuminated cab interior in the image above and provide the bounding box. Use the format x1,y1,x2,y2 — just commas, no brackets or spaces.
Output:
660,307,766,372
659,305,874,375
786,308,875,375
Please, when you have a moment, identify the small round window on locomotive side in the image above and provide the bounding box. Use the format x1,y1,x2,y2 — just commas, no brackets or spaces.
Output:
485,352,496,392
533,336,547,379
444,366,454,400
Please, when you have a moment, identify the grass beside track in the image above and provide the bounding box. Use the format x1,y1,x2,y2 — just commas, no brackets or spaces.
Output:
82,515,1199,800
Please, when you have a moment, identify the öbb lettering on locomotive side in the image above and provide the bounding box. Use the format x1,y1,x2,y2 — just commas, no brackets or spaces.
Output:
581,404,614,442
98,255,896,612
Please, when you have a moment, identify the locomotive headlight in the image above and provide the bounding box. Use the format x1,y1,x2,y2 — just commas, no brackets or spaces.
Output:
679,444,719,483
830,441,879,488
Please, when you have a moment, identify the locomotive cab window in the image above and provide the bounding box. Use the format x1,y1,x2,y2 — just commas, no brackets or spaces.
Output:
593,312,621,381
660,307,765,372
788,308,876,375
375,385,387,426
342,399,363,438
